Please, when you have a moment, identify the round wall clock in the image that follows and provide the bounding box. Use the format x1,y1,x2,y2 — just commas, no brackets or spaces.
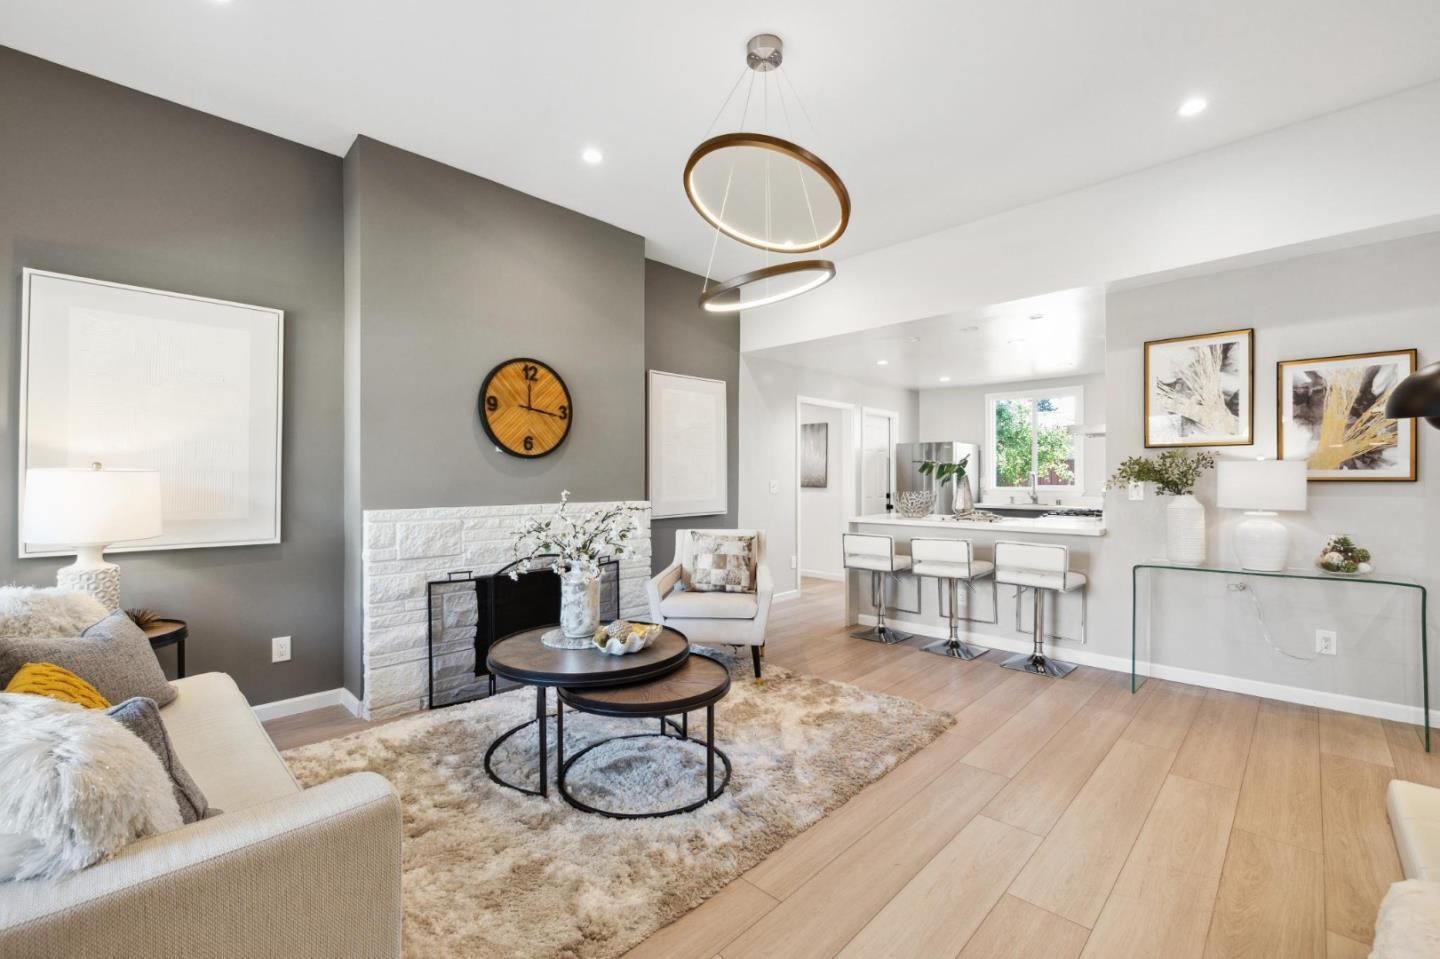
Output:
478,358,573,457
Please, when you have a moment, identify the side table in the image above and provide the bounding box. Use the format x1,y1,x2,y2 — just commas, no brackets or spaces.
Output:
142,619,188,679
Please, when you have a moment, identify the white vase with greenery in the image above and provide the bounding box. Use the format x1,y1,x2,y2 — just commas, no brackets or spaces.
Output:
1108,451,1216,565
509,491,646,648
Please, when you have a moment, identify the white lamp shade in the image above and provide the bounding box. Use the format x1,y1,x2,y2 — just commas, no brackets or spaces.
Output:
1216,459,1308,512
23,467,163,546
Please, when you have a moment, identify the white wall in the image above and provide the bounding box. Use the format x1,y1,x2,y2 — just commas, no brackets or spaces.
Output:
1096,230,1440,715
739,356,919,594
798,404,847,579
918,372,1108,498
743,80,1440,352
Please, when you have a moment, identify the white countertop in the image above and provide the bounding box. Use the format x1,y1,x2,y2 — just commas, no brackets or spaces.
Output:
849,512,1107,537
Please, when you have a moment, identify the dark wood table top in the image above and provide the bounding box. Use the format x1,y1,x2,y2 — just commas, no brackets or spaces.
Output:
558,653,731,717
141,619,187,645
486,623,690,688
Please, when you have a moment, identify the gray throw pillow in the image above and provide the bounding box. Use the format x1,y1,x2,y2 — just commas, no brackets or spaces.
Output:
0,609,177,706
105,697,215,824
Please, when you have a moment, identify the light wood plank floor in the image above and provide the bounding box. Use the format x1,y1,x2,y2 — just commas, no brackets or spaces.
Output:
265,578,1429,958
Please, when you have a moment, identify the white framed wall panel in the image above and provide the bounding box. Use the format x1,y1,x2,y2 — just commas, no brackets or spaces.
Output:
648,370,727,519
19,269,284,555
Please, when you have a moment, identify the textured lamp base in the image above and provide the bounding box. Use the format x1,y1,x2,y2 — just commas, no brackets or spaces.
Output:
57,556,121,611
1235,511,1290,572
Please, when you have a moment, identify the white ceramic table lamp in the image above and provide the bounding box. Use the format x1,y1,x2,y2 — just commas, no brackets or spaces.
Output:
22,464,163,611
1216,459,1307,572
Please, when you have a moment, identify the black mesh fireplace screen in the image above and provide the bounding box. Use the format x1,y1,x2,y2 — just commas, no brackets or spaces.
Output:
425,557,621,709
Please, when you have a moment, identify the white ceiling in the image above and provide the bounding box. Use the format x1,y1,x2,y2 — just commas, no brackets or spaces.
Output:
4,2,1440,284
748,288,1107,390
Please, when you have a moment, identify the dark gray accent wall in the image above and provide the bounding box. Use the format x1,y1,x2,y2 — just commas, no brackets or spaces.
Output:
644,260,741,573
341,137,649,696
0,48,345,704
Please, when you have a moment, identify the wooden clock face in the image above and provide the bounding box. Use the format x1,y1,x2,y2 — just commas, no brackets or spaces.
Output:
478,358,573,457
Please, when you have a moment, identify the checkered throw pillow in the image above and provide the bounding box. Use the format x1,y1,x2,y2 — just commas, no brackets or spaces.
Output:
684,533,756,593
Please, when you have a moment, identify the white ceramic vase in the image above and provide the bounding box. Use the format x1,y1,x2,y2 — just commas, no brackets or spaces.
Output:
1166,494,1207,565
558,568,600,642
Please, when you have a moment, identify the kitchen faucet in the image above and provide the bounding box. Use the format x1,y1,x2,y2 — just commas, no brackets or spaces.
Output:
1028,471,1039,505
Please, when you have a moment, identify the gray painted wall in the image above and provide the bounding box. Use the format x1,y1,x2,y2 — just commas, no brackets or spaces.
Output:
644,260,740,573
0,48,346,704
341,137,649,695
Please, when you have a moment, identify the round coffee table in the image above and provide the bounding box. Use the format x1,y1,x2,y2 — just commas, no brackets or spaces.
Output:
485,624,689,798
556,653,733,819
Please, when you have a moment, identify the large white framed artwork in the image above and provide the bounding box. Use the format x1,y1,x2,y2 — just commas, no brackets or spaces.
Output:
19,269,284,556
647,371,727,519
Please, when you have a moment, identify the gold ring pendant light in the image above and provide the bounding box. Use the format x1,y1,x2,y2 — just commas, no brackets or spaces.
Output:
687,34,849,313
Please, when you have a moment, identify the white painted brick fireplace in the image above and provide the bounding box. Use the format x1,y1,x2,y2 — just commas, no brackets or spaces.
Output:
360,501,651,719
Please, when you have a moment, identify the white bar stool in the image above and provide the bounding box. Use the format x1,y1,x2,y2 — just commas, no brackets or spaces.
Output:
843,533,913,645
993,541,1085,678
909,538,995,660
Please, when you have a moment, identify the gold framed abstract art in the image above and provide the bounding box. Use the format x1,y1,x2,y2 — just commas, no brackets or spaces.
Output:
1144,328,1254,448
1278,349,1418,482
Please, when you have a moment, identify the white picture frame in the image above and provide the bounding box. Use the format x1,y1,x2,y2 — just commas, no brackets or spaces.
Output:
19,269,284,556
647,370,727,519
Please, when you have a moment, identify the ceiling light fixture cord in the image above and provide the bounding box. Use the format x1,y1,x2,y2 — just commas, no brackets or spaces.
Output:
704,65,752,137
701,71,757,294
774,75,823,247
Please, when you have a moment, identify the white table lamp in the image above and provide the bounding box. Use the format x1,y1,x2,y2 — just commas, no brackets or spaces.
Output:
1216,459,1307,572
23,464,163,611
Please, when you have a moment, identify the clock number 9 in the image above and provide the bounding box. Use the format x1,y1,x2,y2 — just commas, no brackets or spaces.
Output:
558,404,568,421
485,395,498,412
522,364,539,382
523,436,535,452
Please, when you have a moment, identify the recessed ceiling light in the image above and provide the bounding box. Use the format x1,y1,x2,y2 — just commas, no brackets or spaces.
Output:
1177,96,1209,118
876,359,889,366
938,376,951,383
581,146,604,165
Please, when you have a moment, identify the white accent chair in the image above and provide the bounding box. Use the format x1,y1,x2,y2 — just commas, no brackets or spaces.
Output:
993,540,1086,678
909,537,995,660
844,533,913,645
646,529,773,683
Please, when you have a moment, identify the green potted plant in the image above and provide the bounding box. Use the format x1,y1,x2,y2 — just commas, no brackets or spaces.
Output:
918,456,973,517
1107,450,1216,564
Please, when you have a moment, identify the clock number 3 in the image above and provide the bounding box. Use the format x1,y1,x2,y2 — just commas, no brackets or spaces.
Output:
558,404,568,420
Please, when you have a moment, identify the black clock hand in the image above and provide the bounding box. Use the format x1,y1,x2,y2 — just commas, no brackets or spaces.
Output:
526,381,533,409
525,405,561,418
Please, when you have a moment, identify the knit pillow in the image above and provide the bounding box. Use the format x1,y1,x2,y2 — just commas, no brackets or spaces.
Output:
0,692,182,880
0,609,176,707
4,662,110,708
685,532,757,594
105,697,215,824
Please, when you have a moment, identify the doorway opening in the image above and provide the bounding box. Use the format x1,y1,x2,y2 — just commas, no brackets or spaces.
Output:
795,397,857,597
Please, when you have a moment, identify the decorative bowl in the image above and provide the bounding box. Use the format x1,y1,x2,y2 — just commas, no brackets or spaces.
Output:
896,491,936,518
594,620,662,655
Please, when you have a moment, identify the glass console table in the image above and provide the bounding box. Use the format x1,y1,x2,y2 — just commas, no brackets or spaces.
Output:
1132,562,1429,751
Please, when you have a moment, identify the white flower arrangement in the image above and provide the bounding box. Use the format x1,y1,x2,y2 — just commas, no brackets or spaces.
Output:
508,491,645,581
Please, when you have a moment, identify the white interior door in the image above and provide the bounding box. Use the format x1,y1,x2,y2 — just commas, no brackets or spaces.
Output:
860,413,892,515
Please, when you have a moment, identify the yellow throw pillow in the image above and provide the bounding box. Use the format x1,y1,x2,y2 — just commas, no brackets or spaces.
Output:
4,662,111,709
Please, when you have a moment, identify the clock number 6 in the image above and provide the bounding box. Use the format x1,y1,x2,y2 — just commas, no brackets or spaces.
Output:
523,436,535,452
521,364,539,382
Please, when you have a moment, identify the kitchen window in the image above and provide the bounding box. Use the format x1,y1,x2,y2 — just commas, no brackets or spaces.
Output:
984,386,1083,491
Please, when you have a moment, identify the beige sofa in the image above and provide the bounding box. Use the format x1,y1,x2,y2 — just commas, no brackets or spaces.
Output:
0,673,403,958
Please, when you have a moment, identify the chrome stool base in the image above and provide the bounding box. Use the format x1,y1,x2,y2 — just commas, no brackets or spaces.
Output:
921,637,988,660
1000,651,1078,678
852,624,913,645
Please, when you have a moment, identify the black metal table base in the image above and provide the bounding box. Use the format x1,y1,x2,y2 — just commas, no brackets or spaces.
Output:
483,686,686,799
557,705,732,819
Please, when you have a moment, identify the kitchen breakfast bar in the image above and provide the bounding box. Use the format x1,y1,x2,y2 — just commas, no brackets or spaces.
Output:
845,512,1107,665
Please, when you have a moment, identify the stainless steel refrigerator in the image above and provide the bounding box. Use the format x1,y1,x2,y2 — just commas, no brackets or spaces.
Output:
895,442,981,515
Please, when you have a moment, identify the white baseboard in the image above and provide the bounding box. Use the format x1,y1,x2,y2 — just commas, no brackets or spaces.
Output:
252,686,362,722
860,614,1440,727
799,569,845,582
772,588,801,603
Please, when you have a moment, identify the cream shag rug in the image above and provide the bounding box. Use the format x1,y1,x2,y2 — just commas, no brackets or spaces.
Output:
284,653,953,959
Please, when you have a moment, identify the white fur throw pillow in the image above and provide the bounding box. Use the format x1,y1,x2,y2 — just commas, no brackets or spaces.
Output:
0,692,183,881
1372,879,1440,958
0,586,108,639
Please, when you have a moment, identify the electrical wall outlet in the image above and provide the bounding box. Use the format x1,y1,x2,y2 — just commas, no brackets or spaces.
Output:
768,479,779,494
1315,629,1338,656
271,635,292,663
1128,482,1144,501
